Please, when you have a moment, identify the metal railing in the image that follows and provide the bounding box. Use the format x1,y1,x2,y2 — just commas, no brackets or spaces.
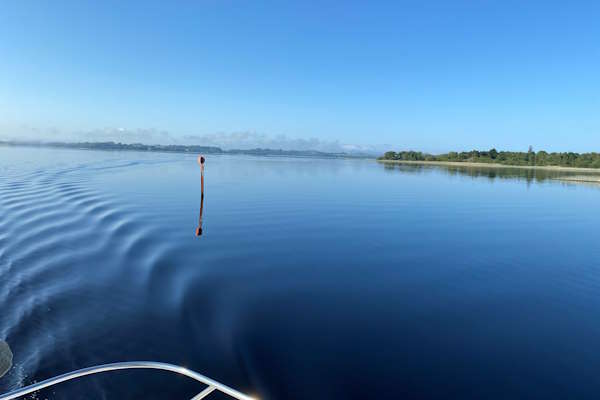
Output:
0,361,256,400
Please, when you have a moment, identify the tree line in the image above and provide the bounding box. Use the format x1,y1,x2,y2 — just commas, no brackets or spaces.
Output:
379,147,600,169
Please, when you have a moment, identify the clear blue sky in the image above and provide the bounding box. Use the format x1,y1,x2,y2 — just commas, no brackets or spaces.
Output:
1,1,599,152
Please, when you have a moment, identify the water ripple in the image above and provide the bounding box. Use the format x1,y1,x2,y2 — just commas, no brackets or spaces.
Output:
0,158,164,394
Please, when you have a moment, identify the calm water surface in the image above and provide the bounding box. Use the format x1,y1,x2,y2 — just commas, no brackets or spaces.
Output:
1,146,600,399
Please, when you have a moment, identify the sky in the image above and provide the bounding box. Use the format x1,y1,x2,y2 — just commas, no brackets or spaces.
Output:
0,1,599,153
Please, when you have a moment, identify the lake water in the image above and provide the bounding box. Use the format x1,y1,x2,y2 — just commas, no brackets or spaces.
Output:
1,146,600,399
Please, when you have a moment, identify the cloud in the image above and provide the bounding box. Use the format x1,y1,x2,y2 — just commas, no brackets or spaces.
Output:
0,125,385,155
78,128,177,144
181,131,340,152
0,125,177,144
0,123,65,142
181,131,386,154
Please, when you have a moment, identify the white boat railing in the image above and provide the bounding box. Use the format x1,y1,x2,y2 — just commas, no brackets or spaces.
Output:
0,361,256,400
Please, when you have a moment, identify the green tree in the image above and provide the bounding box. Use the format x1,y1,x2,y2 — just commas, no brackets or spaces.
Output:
383,151,397,160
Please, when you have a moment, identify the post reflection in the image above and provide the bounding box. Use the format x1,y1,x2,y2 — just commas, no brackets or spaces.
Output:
196,193,204,237
196,154,205,237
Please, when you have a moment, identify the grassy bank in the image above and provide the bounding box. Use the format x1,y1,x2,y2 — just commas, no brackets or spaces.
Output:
377,159,600,173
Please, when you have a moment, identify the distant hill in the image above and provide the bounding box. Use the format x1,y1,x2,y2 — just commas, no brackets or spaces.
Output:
0,140,373,159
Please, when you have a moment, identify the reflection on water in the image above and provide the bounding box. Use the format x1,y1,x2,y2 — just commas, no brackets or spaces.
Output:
382,162,600,186
196,155,205,237
3,147,600,399
196,194,204,237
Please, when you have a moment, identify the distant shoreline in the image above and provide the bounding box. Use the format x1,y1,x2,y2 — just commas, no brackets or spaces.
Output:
377,159,600,173
0,140,372,159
